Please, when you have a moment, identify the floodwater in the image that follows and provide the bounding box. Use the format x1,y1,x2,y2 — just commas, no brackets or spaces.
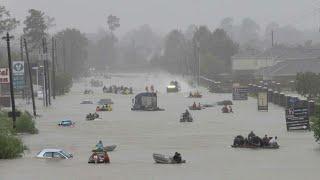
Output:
0,73,320,180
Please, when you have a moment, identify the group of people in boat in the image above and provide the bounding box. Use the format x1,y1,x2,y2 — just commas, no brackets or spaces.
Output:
145,85,156,93
103,85,133,95
190,102,202,110
89,140,110,164
189,91,202,98
222,105,233,113
181,109,193,122
84,89,94,94
90,79,103,87
86,112,99,120
96,104,112,111
233,131,278,148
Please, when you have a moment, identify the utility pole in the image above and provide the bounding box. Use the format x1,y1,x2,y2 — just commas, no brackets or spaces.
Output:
62,39,66,73
24,38,37,117
52,37,56,99
20,37,26,100
2,32,16,129
271,30,274,47
197,41,200,87
42,38,48,107
45,39,51,105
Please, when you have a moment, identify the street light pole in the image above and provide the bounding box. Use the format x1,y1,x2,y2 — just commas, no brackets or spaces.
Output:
2,32,16,129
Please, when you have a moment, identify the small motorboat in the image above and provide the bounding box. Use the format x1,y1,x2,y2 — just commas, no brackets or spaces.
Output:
96,105,112,112
188,106,203,111
153,153,186,164
231,144,279,149
92,145,117,152
86,113,100,121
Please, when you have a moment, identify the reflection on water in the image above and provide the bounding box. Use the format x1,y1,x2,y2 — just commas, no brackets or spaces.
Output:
0,73,319,180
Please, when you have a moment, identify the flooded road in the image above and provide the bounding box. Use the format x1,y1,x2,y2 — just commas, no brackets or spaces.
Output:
0,73,319,180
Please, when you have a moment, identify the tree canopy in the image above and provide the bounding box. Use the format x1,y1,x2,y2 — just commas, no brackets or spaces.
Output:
0,5,19,34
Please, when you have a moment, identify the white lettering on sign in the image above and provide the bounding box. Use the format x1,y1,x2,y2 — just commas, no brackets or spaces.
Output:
0,68,10,84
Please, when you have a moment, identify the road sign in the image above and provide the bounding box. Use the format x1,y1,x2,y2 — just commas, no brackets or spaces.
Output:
13,61,24,75
258,91,268,111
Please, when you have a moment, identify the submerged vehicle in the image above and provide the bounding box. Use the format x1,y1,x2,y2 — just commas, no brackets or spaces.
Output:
81,100,93,104
36,149,73,159
58,120,75,127
166,81,180,93
131,92,164,111
97,99,114,105
88,151,110,164
92,145,117,152
153,153,186,164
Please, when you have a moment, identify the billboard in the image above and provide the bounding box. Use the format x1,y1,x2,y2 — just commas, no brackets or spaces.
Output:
0,68,10,84
258,91,268,111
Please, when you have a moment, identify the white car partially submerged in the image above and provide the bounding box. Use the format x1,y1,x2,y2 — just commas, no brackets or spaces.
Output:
36,149,73,159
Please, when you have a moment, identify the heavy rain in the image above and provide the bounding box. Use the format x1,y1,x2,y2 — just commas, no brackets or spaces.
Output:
0,1,320,179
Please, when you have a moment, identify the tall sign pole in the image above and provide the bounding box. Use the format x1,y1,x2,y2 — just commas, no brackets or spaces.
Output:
2,32,16,129
52,37,56,99
24,38,37,117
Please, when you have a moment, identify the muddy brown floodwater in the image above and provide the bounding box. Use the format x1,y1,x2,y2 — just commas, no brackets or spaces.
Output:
0,73,319,180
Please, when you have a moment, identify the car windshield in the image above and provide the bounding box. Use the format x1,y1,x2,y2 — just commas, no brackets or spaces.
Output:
59,151,71,158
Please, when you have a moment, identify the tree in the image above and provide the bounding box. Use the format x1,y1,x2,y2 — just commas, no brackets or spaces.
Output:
220,17,234,37
119,24,161,66
295,72,320,99
107,14,120,33
55,28,88,77
211,29,239,72
239,18,260,46
87,30,117,70
163,30,187,73
0,5,19,34
23,9,54,49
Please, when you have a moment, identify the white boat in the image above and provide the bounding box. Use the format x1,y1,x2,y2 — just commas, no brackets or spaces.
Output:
153,153,186,164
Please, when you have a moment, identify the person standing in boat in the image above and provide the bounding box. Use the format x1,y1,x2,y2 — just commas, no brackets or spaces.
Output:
96,140,104,151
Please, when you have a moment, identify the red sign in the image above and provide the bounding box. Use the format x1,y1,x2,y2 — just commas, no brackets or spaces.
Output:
0,68,10,84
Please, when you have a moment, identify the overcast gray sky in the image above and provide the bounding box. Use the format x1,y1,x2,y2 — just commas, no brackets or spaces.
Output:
3,0,320,36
